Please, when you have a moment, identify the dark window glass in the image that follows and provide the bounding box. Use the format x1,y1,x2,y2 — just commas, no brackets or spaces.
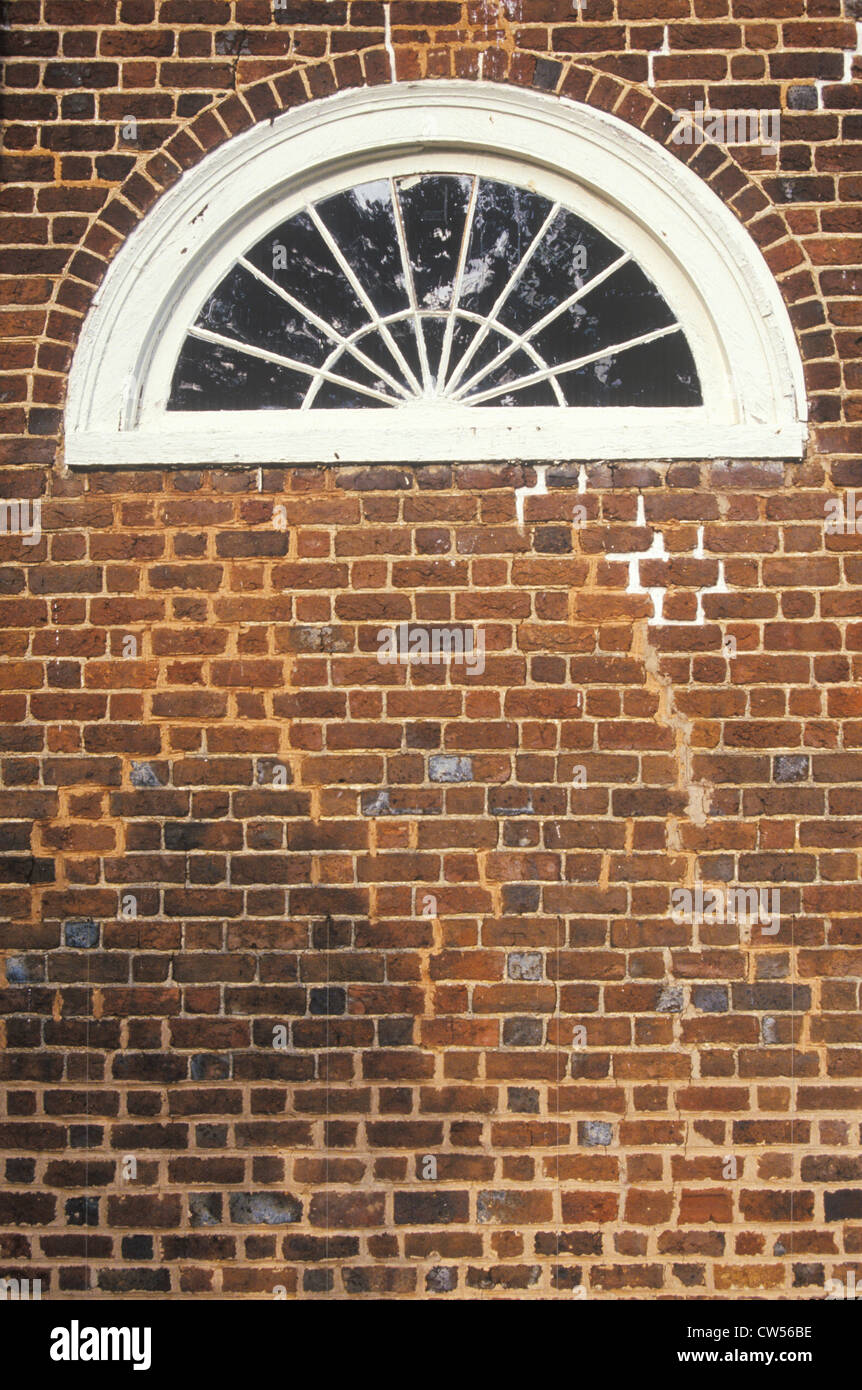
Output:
395,173,473,312
171,335,309,411
168,174,703,411
459,179,554,320
316,179,409,319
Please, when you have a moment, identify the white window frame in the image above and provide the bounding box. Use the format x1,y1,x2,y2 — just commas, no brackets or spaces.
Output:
65,81,807,467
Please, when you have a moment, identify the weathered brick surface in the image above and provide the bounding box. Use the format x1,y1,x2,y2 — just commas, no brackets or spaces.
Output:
1,0,862,1299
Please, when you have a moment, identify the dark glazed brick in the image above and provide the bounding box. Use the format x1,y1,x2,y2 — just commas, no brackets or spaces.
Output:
773,754,809,783
229,1192,303,1225
393,1191,469,1224
309,986,347,1015
825,1190,862,1221
189,1193,222,1227
502,1017,543,1046
65,1197,99,1226
63,918,99,948
533,58,562,92
121,1234,154,1259
98,1268,171,1293
731,984,811,1011
787,85,818,110
6,1158,35,1183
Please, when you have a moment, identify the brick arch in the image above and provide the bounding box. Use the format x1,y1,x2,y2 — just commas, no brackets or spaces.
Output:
53,52,828,434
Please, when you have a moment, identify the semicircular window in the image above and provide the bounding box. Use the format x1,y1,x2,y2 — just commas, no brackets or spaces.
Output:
169,175,702,412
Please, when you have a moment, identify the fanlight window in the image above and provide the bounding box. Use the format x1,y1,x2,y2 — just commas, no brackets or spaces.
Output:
170,174,701,413
64,83,806,465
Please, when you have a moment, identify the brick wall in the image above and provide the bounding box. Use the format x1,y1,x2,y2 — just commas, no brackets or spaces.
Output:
2,0,862,1300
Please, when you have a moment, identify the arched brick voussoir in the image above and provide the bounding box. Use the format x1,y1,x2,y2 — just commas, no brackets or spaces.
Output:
60,52,830,391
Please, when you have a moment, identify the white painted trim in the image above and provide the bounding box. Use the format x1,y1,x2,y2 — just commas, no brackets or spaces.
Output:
66,417,805,467
65,81,808,467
